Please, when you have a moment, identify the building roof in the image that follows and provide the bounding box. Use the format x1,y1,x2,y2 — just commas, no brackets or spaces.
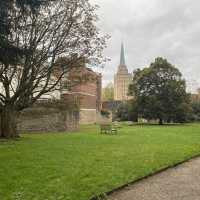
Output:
120,42,126,65
117,42,129,74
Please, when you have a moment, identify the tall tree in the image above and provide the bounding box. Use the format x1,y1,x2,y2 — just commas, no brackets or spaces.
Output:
0,0,108,138
129,57,191,124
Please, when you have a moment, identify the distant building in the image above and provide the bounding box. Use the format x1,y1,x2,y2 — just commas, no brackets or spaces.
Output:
191,92,200,103
114,43,132,101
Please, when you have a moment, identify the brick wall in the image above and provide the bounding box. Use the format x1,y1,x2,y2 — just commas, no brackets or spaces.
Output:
72,82,97,95
62,67,102,124
69,76,101,111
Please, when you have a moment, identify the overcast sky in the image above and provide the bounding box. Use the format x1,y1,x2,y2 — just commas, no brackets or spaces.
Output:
91,0,200,92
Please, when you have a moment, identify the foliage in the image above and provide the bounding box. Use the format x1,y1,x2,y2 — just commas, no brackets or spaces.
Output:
102,82,114,101
0,0,55,65
0,0,107,138
129,57,191,124
100,109,110,118
115,100,138,121
1,124,200,199
188,101,200,122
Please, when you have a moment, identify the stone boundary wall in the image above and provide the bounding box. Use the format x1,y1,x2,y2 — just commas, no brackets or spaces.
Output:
79,109,97,124
79,109,112,124
17,107,79,133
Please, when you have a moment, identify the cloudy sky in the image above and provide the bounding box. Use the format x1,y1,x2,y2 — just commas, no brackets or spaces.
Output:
91,0,200,92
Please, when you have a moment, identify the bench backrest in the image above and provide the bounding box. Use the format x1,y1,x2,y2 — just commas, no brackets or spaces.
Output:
100,124,111,130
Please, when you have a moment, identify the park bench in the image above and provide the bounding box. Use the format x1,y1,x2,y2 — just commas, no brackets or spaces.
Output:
100,124,117,134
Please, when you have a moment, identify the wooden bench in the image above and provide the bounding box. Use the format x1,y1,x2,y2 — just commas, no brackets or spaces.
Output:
100,124,117,134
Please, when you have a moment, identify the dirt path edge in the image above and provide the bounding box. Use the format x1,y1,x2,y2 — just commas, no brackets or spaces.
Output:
89,153,200,200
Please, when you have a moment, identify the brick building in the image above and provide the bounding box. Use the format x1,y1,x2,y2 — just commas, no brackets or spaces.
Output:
62,66,102,124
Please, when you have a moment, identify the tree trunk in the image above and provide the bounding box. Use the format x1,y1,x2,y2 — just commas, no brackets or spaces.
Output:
0,106,19,138
159,118,163,125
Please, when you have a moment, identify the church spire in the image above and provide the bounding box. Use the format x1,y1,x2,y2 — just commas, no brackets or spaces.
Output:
117,42,128,74
120,42,126,65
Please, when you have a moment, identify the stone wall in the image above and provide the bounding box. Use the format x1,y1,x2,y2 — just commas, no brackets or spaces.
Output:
79,109,112,124
17,107,79,133
79,109,97,124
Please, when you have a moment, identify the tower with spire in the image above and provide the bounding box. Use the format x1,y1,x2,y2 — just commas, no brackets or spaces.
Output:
114,43,132,101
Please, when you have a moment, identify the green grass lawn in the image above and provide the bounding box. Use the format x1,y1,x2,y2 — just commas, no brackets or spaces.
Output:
1,124,200,200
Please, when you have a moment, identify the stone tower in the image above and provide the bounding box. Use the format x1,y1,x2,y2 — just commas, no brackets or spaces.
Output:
114,43,132,101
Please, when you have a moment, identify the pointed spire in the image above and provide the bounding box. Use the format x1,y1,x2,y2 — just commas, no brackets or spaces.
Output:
120,42,126,65
117,42,128,74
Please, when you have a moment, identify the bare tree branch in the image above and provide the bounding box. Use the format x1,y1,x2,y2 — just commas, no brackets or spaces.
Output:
0,0,108,113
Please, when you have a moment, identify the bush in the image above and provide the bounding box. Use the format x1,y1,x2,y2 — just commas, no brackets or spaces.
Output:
115,101,138,122
100,109,110,118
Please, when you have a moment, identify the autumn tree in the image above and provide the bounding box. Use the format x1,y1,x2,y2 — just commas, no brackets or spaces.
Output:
129,57,191,125
0,0,107,138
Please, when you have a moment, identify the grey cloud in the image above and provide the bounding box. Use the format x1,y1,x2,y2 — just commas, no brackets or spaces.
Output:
91,0,200,92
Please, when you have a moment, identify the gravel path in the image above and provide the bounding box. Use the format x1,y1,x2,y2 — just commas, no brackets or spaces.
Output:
109,157,200,200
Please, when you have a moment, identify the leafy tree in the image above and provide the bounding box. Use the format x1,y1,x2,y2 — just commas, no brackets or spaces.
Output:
129,57,191,125
102,82,114,101
190,101,200,121
115,100,138,122
188,93,200,122
0,0,107,138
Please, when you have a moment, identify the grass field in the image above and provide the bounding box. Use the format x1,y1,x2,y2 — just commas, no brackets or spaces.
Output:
1,123,200,200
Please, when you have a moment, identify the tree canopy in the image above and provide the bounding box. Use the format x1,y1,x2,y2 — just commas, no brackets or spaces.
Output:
129,57,191,124
0,0,108,138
